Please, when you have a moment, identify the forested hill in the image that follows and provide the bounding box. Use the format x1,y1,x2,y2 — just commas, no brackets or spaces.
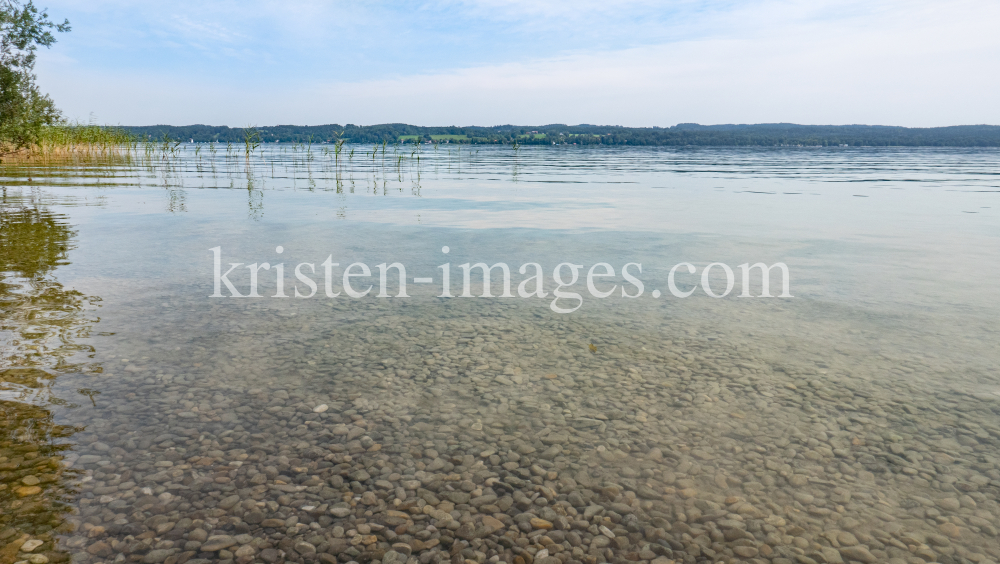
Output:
119,123,1000,147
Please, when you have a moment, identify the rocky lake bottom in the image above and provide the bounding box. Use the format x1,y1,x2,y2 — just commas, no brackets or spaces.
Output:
3,146,1000,564
5,295,1000,564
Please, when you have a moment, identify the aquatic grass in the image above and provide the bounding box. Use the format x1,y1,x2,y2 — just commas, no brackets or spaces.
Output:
1,123,138,162
2,138,458,196
333,133,345,169
242,126,262,161
161,134,180,158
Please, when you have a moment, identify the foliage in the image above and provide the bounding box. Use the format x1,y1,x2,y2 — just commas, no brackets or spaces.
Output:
242,124,261,159
119,123,1000,147
0,0,69,152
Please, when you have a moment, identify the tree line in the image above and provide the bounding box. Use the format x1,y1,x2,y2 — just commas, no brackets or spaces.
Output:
121,123,1000,147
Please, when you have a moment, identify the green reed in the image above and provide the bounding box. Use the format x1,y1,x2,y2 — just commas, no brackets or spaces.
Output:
6,123,138,162
242,126,262,160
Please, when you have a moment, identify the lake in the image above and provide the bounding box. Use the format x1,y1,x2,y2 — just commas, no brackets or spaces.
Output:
2,144,999,564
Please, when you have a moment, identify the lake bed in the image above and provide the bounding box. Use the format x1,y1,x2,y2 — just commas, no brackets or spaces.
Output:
2,145,1000,564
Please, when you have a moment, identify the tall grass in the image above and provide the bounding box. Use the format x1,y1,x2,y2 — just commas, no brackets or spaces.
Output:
1,123,137,161
0,126,489,197
242,126,262,160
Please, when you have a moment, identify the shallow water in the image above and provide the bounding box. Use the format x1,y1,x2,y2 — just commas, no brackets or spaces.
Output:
2,145,1000,564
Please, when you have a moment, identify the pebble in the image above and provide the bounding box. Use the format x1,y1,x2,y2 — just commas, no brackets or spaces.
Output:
529,518,552,530
938,497,962,511
142,549,174,563
21,540,44,552
200,535,237,551
4,291,1000,564
839,545,878,563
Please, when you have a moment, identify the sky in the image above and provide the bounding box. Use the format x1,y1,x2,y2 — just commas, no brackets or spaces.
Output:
35,0,1000,127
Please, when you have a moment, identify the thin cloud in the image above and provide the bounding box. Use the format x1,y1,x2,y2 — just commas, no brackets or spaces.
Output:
168,15,245,45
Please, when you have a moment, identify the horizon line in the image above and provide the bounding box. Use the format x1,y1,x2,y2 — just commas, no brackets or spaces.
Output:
102,122,1000,129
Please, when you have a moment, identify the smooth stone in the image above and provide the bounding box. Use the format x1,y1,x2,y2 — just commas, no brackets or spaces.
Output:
293,541,316,555
143,549,174,563
531,518,553,530
382,550,405,564
838,546,877,563
330,506,352,518
482,516,505,531
217,495,241,510
201,535,237,551
937,498,961,512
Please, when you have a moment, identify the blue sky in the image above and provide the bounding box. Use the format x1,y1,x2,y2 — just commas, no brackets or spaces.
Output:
36,0,1000,127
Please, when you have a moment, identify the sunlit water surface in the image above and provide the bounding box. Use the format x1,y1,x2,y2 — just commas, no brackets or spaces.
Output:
2,145,1000,564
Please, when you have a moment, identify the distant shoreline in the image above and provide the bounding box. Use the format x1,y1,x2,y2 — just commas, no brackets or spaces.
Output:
115,123,1000,147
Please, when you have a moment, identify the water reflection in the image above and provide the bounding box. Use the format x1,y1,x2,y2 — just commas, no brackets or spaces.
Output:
166,189,187,214
0,202,101,395
1,198,98,562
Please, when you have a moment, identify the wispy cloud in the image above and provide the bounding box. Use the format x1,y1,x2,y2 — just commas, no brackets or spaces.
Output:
167,15,245,45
